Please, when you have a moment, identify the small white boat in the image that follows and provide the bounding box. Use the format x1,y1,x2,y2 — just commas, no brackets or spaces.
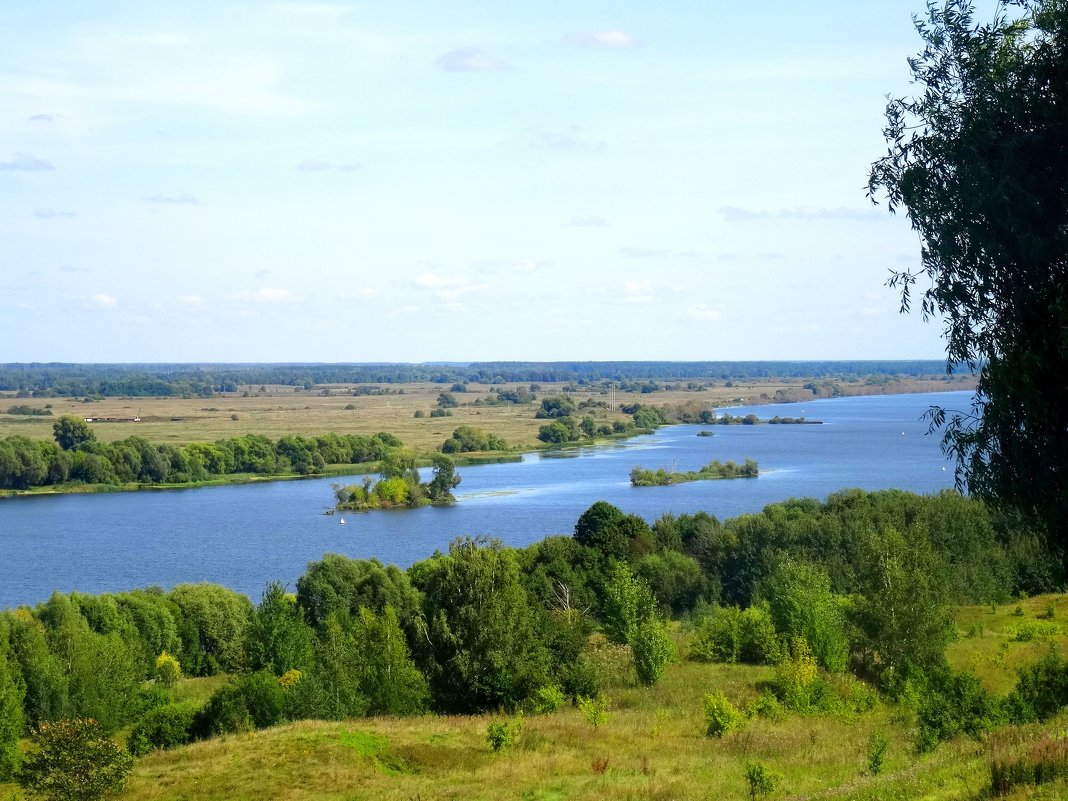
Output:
339,518,346,525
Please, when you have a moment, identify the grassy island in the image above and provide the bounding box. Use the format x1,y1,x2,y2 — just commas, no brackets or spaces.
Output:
630,458,759,486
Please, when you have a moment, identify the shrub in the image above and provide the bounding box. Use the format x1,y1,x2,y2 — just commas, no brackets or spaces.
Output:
738,605,781,664
486,713,524,752
154,651,181,687
744,761,781,801
577,693,610,728
690,606,741,663
632,618,675,686
703,691,743,738
915,670,1004,753
127,702,197,756
527,684,566,715
192,671,285,737
1004,648,1068,724
775,637,819,712
748,691,785,722
867,729,890,775
19,719,134,801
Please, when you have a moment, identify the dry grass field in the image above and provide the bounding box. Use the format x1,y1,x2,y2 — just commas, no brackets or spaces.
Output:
0,375,973,453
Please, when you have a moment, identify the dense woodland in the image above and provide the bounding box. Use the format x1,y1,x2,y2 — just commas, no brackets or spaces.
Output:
0,361,953,398
0,488,1061,789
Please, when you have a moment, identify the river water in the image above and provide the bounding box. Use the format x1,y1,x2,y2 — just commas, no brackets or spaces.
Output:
0,391,970,609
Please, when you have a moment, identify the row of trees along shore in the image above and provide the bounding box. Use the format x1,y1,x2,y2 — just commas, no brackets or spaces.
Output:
1,488,1064,788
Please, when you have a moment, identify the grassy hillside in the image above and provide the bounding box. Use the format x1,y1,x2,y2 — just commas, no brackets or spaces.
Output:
6,594,1064,801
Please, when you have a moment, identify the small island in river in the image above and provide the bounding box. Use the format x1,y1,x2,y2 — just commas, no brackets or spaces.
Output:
630,458,759,486
334,453,460,511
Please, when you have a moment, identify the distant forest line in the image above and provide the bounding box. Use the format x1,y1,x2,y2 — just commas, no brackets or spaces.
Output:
0,361,958,398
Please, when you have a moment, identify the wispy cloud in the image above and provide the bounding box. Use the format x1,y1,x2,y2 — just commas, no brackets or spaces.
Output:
178,294,206,306
435,47,509,72
686,303,721,322
28,113,63,122
59,265,92,274
141,193,200,205
35,208,76,219
92,293,118,308
718,205,882,222
295,160,361,172
0,153,56,171
415,272,489,302
563,31,638,49
564,215,608,228
623,280,654,304
518,127,605,154
253,287,295,303
619,247,670,259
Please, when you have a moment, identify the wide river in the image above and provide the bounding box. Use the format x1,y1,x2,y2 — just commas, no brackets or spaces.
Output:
0,391,971,609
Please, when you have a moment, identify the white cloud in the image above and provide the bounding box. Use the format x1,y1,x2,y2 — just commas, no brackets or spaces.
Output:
686,303,721,322
619,247,670,259
141,193,200,205
415,272,489,302
435,47,509,72
518,127,605,154
563,31,639,49
0,153,55,171
92,293,118,308
623,280,654,304
253,287,295,303
719,205,882,222
178,294,205,306
296,159,331,171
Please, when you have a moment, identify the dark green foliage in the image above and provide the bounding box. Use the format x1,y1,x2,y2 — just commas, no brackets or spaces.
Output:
296,554,421,631
426,454,460,503
574,501,629,561
51,416,95,451
127,702,197,756
915,670,1005,753
850,527,954,691
5,611,68,726
690,605,780,665
761,559,848,672
0,617,24,781
636,551,709,615
193,671,285,737
535,396,576,419
1004,648,1068,724
518,536,599,618
869,0,1068,550
441,425,508,453
247,581,314,676
169,584,253,675
415,537,550,712
18,718,134,801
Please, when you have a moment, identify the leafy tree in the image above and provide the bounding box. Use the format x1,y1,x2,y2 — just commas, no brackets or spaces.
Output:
426,454,460,503
574,501,628,561
351,605,428,715
0,618,24,781
535,396,576,419
296,555,421,631
247,581,314,676
4,611,69,726
168,584,253,675
600,562,658,645
19,718,134,801
868,0,1068,549
850,527,954,691
415,537,550,712
51,416,95,451
761,558,848,672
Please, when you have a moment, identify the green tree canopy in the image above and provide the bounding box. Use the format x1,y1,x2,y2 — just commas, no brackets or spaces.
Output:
51,416,95,451
869,0,1068,550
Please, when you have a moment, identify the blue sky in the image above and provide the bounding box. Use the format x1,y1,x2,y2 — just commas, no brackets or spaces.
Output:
0,1,984,362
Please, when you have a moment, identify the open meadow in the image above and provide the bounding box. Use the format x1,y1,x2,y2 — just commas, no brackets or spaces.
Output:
0,375,972,452
4,593,1062,801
